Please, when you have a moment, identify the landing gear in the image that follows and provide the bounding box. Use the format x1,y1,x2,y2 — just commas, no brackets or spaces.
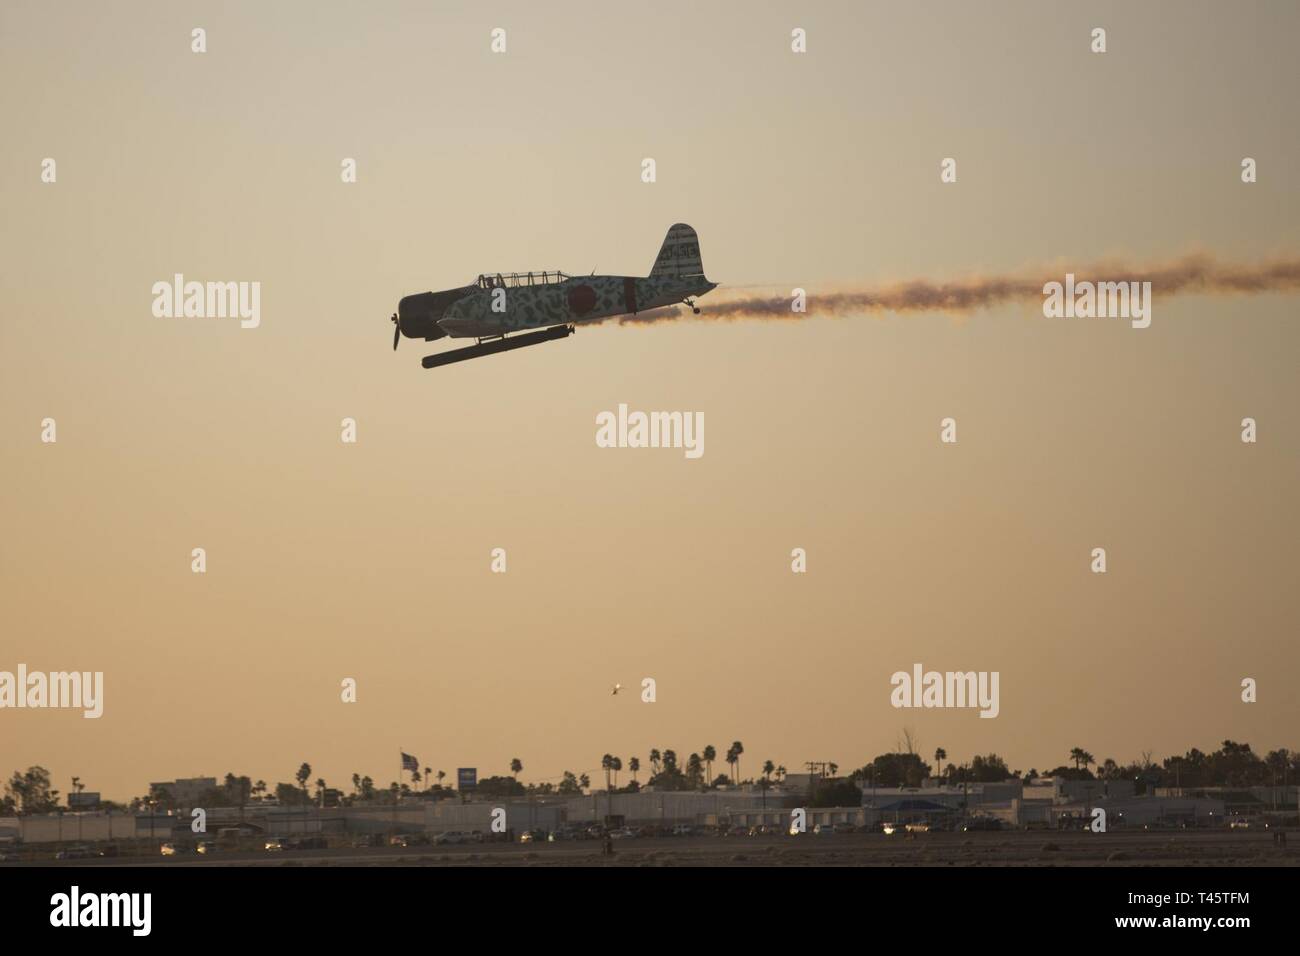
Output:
684,297,701,315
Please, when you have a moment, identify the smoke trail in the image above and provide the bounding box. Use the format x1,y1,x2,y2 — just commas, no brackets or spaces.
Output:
605,253,1300,325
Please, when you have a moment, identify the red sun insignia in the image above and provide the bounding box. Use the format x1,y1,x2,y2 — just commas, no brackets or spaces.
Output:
567,284,597,316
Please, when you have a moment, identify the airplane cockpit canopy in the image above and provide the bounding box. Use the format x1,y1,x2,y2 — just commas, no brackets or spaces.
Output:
475,271,570,290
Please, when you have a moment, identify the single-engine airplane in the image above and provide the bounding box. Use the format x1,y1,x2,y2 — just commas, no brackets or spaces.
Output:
390,223,716,369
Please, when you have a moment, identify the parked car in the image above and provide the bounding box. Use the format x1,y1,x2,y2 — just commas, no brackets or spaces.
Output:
812,823,836,835
433,831,470,846
57,845,93,860
1228,817,1252,830
905,822,931,834
263,838,285,851
881,822,901,835
963,817,1003,832
196,841,217,855
96,844,120,857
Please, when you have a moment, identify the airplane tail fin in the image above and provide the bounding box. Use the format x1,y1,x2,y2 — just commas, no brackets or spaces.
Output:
649,223,706,278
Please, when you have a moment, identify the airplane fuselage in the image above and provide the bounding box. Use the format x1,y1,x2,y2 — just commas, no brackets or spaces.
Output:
436,273,716,339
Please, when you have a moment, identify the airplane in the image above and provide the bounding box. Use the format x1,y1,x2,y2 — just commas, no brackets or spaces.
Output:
390,223,716,369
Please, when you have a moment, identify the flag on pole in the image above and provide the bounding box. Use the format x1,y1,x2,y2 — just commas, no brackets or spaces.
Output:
401,752,419,772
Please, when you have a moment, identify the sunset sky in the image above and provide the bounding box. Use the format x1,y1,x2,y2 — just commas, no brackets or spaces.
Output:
2,0,1298,802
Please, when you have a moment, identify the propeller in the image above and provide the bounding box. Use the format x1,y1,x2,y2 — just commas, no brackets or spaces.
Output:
391,312,400,350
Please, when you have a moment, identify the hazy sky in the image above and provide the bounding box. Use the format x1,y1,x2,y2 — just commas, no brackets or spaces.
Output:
2,1,1298,802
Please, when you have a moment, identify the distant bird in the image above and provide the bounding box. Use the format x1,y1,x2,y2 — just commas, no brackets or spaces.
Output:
611,683,622,696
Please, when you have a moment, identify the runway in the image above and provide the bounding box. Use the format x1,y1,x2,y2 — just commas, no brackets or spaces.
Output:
8,829,1295,867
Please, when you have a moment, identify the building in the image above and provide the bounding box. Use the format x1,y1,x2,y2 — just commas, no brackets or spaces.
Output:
1051,796,1226,828
0,811,169,843
1053,777,1136,803
148,777,217,807
862,781,1023,815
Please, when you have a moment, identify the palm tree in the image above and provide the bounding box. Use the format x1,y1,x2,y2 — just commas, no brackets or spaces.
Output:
436,770,446,790
254,779,268,802
579,773,591,792
315,778,326,806
776,765,787,783
703,745,717,784
629,756,640,783
1070,748,1095,774
649,749,662,776
687,753,704,787
728,740,745,784
296,763,312,802
601,754,614,791
510,758,523,780
934,748,947,781
422,767,431,789
763,760,775,782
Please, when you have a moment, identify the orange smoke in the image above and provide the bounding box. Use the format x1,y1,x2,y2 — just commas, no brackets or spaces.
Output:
604,253,1300,325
